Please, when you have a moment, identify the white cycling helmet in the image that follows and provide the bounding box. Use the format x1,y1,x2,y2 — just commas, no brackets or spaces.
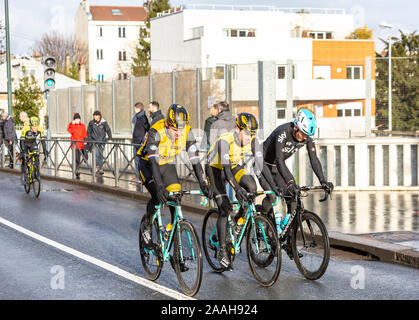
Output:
293,109,316,136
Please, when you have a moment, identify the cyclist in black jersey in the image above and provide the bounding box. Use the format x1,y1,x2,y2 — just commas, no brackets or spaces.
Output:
206,113,279,269
260,109,334,220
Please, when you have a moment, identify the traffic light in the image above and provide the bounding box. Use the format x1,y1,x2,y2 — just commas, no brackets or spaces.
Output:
44,115,49,129
43,56,56,91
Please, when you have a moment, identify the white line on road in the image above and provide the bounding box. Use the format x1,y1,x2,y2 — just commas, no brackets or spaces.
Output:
0,216,194,300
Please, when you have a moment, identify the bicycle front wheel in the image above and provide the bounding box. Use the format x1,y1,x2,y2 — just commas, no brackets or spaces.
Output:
292,210,330,280
246,215,281,287
32,169,41,198
173,220,203,297
139,216,163,281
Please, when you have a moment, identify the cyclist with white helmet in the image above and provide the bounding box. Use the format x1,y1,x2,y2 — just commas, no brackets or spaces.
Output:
260,109,333,247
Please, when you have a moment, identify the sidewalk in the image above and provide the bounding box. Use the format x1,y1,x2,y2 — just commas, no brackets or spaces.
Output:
1,166,418,269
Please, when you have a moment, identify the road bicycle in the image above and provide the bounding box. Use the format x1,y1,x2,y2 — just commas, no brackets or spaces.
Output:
202,191,281,287
257,186,332,280
139,190,206,297
22,150,41,198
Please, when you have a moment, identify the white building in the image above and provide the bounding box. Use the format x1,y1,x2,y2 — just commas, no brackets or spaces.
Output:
74,0,148,82
150,5,376,138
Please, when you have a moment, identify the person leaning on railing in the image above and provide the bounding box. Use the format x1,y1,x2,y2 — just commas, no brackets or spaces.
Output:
67,113,87,179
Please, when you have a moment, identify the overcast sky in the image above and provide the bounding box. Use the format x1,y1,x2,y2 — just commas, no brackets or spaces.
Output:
1,0,417,55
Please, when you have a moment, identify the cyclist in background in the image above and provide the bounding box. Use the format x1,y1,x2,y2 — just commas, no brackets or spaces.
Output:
206,112,279,270
19,116,48,182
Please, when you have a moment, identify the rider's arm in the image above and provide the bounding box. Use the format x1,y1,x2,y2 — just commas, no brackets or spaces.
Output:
251,138,277,190
306,139,326,184
146,129,164,186
39,127,47,154
218,139,241,190
186,131,206,185
274,133,294,184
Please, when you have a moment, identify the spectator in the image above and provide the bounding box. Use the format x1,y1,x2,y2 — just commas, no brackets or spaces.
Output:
19,112,29,127
132,102,150,182
201,104,219,151
148,101,164,126
0,109,4,149
67,113,87,179
209,101,236,145
209,101,236,200
1,112,17,169
87,110,112,175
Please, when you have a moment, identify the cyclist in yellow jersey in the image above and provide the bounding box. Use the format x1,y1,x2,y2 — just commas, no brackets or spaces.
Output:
19,116,48,181
206,112,279,269
138,104,211,252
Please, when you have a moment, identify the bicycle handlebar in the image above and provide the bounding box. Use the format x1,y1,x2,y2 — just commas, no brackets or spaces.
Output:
168,190,209,207
299,186,333,202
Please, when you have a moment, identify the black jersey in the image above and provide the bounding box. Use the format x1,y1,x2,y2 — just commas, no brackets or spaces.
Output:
263,122,325,184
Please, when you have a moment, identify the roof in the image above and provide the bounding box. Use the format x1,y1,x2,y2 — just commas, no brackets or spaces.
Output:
90,6,148,22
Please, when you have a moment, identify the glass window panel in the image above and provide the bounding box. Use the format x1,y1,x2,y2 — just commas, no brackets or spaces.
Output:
345,109,352,117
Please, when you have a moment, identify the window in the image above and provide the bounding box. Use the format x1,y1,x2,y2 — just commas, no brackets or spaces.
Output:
118,27,126,38
308,31,333,39
277,65,296,79
346,66,363,79
118,73,128,80
97,49,103,60
276,103,286,119
112,9,122,15
224,28,256,38
191,26,204,38
97,26,103,37
313,65,331,79
337,102,363,117
119,51,127,61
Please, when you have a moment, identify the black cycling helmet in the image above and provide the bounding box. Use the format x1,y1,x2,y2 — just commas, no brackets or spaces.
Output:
235,112,258,135
166,104,190,129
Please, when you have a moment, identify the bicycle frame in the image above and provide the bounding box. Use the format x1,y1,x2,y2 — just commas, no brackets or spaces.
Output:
209,191,279,255
145,190,206,263
25,151,39,183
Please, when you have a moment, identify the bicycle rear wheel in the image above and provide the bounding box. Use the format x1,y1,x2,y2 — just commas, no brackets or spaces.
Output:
292,210,330,280
173,220,203,297
246,215,281,287
202,208,225,272
139,216,163,281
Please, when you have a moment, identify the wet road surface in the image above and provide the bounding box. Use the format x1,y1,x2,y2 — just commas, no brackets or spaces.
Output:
0,172,418,300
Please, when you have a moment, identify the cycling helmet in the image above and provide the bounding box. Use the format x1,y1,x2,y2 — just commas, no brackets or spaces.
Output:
166,104,189,129
293,108,316,136
30,116,40,127
235,112,258,135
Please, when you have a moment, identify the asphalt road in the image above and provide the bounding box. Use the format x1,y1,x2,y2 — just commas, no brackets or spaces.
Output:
0,171,418,300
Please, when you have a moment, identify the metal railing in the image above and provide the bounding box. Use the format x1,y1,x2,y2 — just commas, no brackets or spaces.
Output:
0,139,203,192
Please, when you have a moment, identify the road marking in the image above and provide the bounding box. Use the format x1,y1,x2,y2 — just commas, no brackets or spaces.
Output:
0,216,194,300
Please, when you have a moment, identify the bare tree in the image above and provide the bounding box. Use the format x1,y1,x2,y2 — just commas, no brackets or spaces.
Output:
35,31,88,75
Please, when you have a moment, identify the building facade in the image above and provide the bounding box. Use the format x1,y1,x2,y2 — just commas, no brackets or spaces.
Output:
74,0,148,82
150,5,376,138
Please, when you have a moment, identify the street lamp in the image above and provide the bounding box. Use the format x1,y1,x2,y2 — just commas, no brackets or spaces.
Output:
379,21,393,132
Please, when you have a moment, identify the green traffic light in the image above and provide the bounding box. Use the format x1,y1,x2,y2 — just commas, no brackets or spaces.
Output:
46,79,54,87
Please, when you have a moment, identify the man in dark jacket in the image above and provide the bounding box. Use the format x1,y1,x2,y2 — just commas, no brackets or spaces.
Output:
209,101,236,146
208,101,236,200
0,110,5,147
1,112,17,168
132,102,150,181
87,110,112,175
148,101,164,126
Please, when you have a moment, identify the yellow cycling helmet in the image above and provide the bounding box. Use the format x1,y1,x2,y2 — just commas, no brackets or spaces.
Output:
30,116,40,127
235,112,258,135
166,104,189,129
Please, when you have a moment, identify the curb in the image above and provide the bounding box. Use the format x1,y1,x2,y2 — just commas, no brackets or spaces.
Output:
1,167,418,269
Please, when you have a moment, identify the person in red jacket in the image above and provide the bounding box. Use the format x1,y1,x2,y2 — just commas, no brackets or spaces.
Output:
67,113,87,179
